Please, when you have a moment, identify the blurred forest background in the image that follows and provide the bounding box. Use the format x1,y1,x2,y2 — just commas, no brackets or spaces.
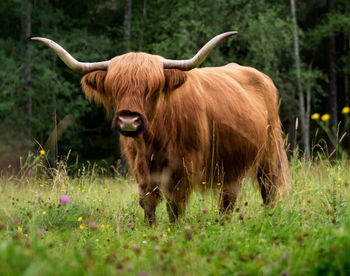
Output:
0,0,349,171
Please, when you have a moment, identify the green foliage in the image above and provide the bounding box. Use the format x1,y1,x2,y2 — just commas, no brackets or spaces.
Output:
0,0,349,167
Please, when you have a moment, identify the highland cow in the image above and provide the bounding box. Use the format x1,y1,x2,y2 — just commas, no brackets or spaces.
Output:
32,32,290,225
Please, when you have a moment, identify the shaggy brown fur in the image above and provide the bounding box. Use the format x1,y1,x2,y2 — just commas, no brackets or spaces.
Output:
81,52,290,225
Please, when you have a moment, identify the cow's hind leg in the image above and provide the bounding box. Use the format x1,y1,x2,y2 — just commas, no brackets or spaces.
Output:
218,182,241,213
257,166,277,204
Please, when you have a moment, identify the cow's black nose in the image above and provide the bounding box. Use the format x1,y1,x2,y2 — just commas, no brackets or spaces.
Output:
118,115,141,132
112,110,146,137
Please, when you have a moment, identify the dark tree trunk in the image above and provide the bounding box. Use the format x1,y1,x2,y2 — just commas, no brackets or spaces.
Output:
290,0,310,160
138,0,147,50
327,0,338,148
21,0,32,152
343,32,350,148
124,0,132,52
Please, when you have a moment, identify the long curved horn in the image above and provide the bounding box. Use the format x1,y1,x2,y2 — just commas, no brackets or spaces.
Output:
162,31,237,71
31,37,110,74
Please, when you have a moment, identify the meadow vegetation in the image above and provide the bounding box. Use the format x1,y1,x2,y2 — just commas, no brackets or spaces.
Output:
0,154,349,275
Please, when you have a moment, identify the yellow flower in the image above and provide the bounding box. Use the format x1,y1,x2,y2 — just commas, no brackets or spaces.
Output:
311,113,320,120
321,113,330,121
342,106,350,114
101,224,105,228
167,227,171,232
77,217,83,222
258,210,262,214
42,211,47,215
80,225,85,230
17,226,22,232
39,150,46,155
202,181,206,185
40,184,44,188
217,182,221,186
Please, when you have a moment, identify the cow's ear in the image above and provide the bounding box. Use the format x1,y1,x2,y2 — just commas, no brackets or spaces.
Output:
81,70,110,111
163,69,187,93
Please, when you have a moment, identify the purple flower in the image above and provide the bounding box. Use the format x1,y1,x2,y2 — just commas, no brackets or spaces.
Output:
282,271,289,276
282,254,289,259
59,195,70,205
202,207,208,214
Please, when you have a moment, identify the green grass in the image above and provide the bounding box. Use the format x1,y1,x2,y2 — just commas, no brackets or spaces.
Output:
0,157,350,275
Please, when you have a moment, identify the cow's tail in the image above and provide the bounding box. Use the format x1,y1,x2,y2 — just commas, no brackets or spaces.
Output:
274,132,291,199
257,120,290,202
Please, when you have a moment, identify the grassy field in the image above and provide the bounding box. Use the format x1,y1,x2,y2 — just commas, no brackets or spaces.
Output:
0,156,350,276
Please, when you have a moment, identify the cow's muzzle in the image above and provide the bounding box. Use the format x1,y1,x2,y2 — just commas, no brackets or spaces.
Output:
112,110,146,137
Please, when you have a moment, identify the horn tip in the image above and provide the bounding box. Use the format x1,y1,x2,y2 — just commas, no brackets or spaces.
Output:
227,31,238,36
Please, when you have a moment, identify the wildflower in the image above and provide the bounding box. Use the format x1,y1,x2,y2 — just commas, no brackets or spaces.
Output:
40,149,46,155
90,221,98,231
258,210,262,214
132,244,141,254
167,227,171,232
42,211,47,215
217,182,221,186
80,225,85,230
40,184,44,188
282,254,289,259
337,166,341,170
125,264,134,271
202,181,206,185
321,113,330,121
101,224,105,228
342,106,350,114
337,177,342,181
59,195,70,205
77,216,83,222
311,113,320,120
17,226,22,232
202,207,208,214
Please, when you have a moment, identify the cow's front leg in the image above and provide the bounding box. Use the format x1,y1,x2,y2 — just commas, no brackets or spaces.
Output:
218,182,241,213
166,200,186,223
139,185,160,226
